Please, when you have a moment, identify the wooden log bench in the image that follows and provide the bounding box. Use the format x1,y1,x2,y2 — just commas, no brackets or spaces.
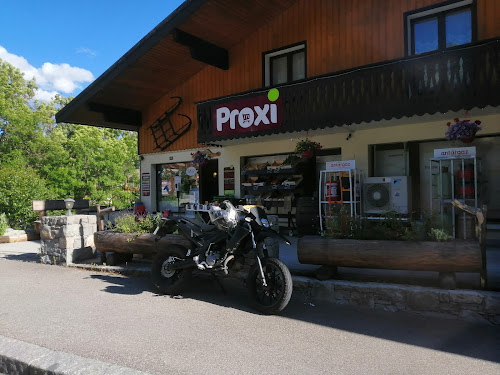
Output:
298,200,487,289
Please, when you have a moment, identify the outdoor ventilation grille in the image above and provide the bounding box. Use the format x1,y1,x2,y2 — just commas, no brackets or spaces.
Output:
362,176,410,214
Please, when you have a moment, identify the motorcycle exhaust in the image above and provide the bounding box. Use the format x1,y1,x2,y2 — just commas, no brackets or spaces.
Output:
168,259,197,270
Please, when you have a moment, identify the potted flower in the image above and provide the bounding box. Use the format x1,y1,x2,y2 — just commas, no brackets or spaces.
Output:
445,118,482,143
295,138,322,158
191,150,211,166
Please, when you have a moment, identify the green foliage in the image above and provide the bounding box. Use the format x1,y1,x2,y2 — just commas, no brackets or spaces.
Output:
110,213,161,234
0,213,8,236
0,59,140,228
429,228,452,241
325,206,364,239
0,162,52,229
324,210,450,242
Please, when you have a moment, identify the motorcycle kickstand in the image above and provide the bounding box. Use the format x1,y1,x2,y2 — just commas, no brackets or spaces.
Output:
212,274,227,295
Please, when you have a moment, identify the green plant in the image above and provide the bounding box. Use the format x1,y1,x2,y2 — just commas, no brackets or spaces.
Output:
323,210,453,241
324,206,364,239
0,213,8,236
295,138,322,152
111,213,161,234
429,228,452,242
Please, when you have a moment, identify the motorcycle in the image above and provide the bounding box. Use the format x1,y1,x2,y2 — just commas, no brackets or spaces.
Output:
151,200,293,315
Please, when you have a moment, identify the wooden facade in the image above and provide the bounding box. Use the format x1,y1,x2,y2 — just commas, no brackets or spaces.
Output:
139,0,500,154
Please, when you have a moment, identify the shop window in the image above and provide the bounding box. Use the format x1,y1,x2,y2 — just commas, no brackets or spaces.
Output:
372,143,409,177
156,162,199,213
263,42,306,87
405,0,475,56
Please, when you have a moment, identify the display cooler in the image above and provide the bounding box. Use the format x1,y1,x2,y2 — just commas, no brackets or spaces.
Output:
430,152,480,240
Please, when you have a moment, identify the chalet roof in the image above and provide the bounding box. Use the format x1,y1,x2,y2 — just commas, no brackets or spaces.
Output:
55,0,299,130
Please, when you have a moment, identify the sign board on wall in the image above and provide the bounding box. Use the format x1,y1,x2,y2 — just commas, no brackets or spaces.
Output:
433,146,476,160
326,160,356,171
141,173,150,196
212,89,283,137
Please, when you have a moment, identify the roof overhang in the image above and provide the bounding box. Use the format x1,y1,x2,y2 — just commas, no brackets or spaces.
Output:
56,0,300,130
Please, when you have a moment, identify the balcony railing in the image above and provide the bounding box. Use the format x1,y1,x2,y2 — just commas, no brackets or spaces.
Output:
197,38,499,143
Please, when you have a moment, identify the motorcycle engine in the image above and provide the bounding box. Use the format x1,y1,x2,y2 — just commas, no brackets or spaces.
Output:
205,247,223,267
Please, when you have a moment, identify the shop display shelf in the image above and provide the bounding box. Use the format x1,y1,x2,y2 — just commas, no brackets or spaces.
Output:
241,168,299,176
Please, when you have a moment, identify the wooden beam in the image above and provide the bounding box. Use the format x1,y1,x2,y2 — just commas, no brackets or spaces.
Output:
87,102,142,127
173,28,229,70
32,200,90,212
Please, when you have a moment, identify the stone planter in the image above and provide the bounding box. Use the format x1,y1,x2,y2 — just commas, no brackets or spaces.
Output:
297,235,485,289
40,215,96,264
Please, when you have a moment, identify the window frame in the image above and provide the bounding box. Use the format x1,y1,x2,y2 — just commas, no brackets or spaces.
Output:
404,0,477,56
262,41,307,87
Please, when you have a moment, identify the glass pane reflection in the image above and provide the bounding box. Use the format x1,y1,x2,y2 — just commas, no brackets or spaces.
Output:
414,18,438,54
446,10,472,47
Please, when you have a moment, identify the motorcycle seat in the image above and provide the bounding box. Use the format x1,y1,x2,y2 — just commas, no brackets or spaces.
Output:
181,218,216,233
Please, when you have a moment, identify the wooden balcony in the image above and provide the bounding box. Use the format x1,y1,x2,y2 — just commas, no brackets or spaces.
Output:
197,38,499,143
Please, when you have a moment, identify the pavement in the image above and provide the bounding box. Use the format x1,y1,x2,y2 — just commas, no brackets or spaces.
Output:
1,237,500,374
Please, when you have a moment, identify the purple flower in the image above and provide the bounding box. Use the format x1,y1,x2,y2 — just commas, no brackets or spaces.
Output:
445,118,482,140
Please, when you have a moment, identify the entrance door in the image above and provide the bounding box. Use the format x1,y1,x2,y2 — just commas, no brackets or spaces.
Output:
200,159,219,203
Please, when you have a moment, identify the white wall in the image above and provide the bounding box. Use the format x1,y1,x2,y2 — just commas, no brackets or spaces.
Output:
139,111,500,213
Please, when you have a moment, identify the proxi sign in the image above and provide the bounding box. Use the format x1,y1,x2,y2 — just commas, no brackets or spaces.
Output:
213,90,282,137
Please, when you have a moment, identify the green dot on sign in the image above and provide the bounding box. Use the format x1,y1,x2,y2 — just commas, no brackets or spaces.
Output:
268,88,279,102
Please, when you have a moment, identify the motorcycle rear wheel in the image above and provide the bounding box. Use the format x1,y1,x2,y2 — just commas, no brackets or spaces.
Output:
152,245,191,295
247,257,292,315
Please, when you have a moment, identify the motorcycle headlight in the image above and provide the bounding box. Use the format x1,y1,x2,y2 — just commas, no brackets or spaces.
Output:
261,218,270,228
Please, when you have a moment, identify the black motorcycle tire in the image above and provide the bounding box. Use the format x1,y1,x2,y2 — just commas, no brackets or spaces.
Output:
247,257,293,315
152,245,191,295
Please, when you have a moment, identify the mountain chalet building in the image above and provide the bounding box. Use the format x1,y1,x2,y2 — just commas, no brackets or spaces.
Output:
57,0,500,237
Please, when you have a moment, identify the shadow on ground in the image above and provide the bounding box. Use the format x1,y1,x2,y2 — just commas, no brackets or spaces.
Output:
87,269,500,364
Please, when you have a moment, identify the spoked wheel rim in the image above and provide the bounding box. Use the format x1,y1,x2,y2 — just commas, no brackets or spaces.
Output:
254,262,286,307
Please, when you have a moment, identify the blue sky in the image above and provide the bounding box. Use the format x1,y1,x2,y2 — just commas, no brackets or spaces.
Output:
0,0,184,101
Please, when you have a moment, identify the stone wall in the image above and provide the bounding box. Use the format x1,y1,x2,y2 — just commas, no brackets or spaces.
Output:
40,215,97,264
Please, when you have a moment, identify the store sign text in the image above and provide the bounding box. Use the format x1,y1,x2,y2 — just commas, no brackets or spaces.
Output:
326,160,356,171
433,146,476,159
213,94,282,137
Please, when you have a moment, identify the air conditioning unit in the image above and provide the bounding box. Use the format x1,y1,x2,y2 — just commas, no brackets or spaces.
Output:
362,176,410,214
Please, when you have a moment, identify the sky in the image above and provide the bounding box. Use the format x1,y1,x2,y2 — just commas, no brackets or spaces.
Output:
0,0,185,102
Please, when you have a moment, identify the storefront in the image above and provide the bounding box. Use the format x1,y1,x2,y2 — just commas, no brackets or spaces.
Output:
55,0,500,238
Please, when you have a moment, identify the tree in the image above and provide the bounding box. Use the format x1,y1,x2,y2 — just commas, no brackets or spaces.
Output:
0,59,139,228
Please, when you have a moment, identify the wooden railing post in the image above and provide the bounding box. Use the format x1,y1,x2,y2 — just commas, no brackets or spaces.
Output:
451,200,488,288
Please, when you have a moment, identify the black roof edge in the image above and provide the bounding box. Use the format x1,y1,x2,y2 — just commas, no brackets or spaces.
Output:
55,0,208,125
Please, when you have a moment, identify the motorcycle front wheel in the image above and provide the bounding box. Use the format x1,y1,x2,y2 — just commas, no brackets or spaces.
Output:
152,245,191,295
247,257,293,315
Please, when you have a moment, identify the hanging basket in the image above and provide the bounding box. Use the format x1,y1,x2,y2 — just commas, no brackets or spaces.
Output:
301,150,314,158
461,136,475,144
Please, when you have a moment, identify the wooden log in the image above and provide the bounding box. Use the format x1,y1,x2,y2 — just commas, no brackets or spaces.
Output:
297,235,481,273
32,199,89,212
94,231,192,255
96,204,115,232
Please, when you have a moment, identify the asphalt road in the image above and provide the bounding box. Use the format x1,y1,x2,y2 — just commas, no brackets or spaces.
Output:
1,258,500,375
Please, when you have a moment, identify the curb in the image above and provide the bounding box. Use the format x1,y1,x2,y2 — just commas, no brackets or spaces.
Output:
67,262,500,325
292,276,500,325
0,335,150,375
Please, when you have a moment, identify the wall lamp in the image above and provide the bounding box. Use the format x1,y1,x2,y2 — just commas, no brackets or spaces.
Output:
64,198,75,216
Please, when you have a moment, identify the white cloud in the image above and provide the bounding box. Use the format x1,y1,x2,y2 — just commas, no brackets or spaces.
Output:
76,47,97,57
0,45,94,102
